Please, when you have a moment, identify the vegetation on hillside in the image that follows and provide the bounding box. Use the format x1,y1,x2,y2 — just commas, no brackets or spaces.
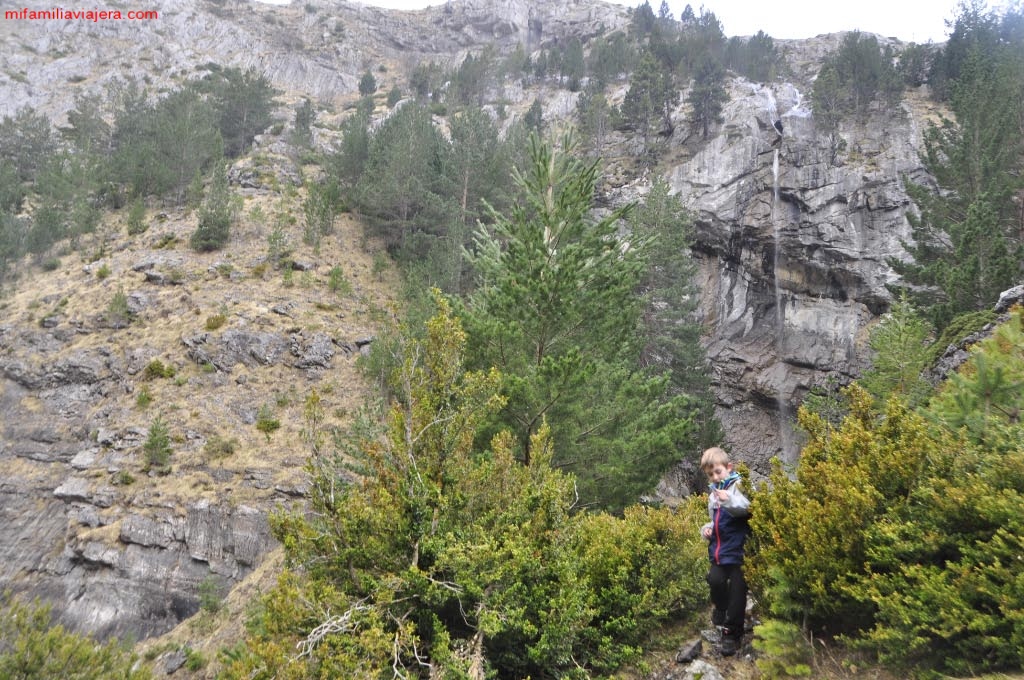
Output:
219,295,709,679
0,66,278,283
0,593,151,679
894,1,1024,330
752,307,1024,675
2,0,1023,677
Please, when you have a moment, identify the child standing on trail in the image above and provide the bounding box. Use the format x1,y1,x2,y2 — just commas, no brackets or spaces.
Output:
699,446,751,656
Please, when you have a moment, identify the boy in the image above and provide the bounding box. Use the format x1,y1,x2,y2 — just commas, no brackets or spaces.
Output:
699,446,751,656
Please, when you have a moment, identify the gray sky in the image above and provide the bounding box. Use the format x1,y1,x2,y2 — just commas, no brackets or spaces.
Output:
352,0,963,44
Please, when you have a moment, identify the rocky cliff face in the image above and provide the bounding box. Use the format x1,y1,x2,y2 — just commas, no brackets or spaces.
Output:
0,0,629,119
1,0,946,642
659,57,937,472
0,174,397,639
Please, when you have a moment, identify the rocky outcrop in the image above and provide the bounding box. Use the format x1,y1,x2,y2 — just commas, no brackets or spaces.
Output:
929,285,1024,383
0,205,383,639
652,51,932,474
0,331,283,638
0,0,631,121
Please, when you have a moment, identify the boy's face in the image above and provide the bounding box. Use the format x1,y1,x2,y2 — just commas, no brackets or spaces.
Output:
705,462,733,485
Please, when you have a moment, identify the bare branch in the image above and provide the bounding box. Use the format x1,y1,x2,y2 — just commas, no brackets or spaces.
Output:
294,602,371,660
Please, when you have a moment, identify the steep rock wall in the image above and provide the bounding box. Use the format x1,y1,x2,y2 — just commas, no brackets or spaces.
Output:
662,70,931,473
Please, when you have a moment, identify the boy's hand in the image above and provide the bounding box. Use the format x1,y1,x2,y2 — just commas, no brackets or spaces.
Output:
714,489,729,502
702,526,713,539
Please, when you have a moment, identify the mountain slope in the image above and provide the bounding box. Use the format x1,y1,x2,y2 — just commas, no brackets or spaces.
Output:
0,146,399,640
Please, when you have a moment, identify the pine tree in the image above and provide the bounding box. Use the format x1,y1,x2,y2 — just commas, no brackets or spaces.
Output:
576,84,613,156
190,161,235,252
327,98,371,187
461,134,696,510
811,62,847,165
111,86,222,202
560,37,585,91
858,294,934,407
445,107,513,292
353,101,453,256
196,67,279,158
143,416,172,472
358,70,377,96
896,4,1024,329
292,97,314,148
631,178,722,452
622,51,676,156
0,107,57,183
687,55,728,139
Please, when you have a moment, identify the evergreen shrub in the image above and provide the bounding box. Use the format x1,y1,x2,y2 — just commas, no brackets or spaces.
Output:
221,295,710,679
749,310,1024,674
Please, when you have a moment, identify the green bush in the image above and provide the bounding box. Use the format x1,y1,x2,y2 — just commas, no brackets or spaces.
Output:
198,577,223,614
0,592,151,679
748,387,947,629
126,199,148,235
155,233,177,249
203,435,239,459
205,313,227,330
753,619,813,678
255,405,280,441
184,647,207,671
143,359,175,380
327,264,351,296
923,307,998,368
107,285,131,328
571,502,708,672
386,85,402,108
750,310,1024,674
221,296,711,680
143,416,172,473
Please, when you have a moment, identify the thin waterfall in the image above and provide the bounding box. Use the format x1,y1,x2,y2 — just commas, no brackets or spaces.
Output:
771,148,795,463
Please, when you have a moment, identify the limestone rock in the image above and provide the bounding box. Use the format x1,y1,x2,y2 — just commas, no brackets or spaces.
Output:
649,70,928,473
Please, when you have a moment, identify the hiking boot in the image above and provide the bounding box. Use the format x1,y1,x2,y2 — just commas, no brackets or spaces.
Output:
711,609,726,626
720,628,742,656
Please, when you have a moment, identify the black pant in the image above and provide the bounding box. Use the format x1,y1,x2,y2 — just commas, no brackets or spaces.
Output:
707,563,747,634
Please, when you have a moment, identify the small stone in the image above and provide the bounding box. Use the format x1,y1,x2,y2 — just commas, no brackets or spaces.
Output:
675,638,702,663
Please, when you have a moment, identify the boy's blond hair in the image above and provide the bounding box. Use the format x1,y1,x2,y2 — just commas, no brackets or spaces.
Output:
700,446,732,471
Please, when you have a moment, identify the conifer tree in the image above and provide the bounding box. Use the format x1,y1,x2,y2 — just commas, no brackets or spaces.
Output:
190,161,235,252
225,295,709,678
631,178,721,449
859,294,934,407
576,84,613,156
622,51,676,156
446,108,513,291
896,4,1024,329
353,101,453,255
358,70,377,97
0,107,57,183
461,134,696,510
195,67,278,158
687,55,728,138
328,97,372,187
143,415,172,472
292,97,314,148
